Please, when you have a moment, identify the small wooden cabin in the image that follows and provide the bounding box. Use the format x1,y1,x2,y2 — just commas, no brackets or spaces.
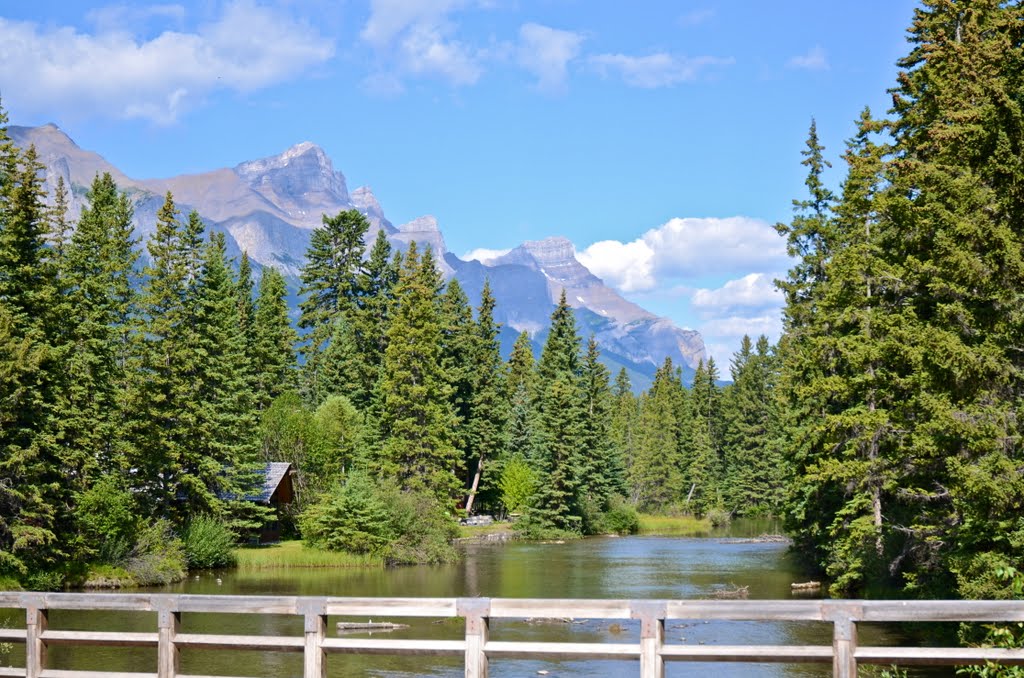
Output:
256,462,296,543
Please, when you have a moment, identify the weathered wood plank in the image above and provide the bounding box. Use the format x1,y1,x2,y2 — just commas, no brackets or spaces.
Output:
174,633,303,652
0,628,27,642
660,644,833,662
321,639,466,655
39,595,157,612
41,631,157,647
859,600,1024,623
666,599,825,621
26,605,47,678
0,668,25,677
39,672,154,678
174,595,298,615
856,646,1024,665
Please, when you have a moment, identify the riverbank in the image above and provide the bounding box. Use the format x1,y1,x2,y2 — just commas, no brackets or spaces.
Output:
234,540,384,569
636,513,712,536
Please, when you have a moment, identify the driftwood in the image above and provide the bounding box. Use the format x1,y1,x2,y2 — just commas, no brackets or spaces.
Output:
791,581,822,591
336,621,410,631
710,585,749,599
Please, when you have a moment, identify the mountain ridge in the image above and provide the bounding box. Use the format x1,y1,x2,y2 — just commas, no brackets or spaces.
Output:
9,123,706,386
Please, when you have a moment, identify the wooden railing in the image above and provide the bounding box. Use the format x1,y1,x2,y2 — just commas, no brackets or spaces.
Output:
2,593,1024,677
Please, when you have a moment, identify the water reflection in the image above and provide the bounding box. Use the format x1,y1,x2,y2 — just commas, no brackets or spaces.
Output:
0,525,951,677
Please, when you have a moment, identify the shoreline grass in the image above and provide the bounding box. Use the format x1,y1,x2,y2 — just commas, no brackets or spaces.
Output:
637,513,711,536
234,540,384,569
456,522,515,539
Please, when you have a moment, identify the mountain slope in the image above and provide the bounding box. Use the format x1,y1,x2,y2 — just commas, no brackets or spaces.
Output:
9,123,705,384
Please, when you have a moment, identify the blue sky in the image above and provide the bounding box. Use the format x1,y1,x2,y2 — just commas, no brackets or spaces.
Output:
0,0,920,365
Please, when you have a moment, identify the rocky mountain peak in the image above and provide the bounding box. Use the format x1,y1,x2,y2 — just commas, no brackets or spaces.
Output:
392,215,451,275
233,142,350,226
351,186,394,234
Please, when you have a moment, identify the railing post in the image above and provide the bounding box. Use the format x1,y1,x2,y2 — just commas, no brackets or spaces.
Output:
157,609,180,678
824,603,860,678
632,601,665,678
302,599,327,678
459,597,491,678
25,602,47,678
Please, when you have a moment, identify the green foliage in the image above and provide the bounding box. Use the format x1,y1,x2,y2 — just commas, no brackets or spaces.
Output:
183,516,238,570
706,507,731,529
603,500,640,535
75,475,139,565
300,473,393,554
299,474,458,565
377,244,461,503
498,454,537,514
123,520,187,586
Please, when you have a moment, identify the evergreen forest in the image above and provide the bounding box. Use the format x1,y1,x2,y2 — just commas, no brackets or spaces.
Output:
1,0,1023,612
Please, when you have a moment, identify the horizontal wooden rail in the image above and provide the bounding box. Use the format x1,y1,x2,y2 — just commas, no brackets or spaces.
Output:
1,593,1024,677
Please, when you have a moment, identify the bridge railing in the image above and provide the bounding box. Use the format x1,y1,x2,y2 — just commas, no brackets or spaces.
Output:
2,593,1024,678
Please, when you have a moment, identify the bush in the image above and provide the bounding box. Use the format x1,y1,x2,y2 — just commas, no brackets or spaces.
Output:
299,475,459,565
300,473,394,554
183,516,238,570
124,520,186,585
604,501,640,535
381,486,459,566
706,507,732,529
75,475,139,564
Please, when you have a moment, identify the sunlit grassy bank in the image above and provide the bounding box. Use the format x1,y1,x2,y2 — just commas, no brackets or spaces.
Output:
456,522,515,539
637,514,710,536
234,540,383,569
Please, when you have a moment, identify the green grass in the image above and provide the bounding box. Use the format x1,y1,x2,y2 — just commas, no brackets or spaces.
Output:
456,522,514,539
637,513,710,536
234,540,384,569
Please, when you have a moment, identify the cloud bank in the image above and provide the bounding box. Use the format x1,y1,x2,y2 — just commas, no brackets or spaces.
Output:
0,1,334,124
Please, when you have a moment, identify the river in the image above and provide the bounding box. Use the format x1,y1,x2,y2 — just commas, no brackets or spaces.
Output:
1,522,950,677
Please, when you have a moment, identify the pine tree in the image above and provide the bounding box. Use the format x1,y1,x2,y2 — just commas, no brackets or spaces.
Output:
721,336,784,516
298,209,370,404
506,330,536,400
464,280,508,514
376,244,460,503
527,291,587,533
348,229,398,410
608,368,638,500
579,336,623,514
631,359,682,510
59,173,139,476
439,278,476,480
252,266,297,411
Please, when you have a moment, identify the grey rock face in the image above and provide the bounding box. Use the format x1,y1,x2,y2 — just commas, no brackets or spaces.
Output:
10,123,707,382
235,142,350,228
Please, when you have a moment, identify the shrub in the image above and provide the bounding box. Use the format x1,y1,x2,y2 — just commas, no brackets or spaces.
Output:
124,520,186,585
299,475,459,565
183,516,238,570
706,507,732,529
381,486,459,566
300,473,394,554
604,501,640,535
498,455,537,514
75,475,139,564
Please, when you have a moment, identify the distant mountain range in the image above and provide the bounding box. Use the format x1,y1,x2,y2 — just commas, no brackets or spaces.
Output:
10,123,706,388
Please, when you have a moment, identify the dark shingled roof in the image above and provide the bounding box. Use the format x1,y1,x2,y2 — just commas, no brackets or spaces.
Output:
257,462,293,503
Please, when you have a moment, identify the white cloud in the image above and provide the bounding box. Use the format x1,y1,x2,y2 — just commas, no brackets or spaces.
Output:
462,247,511,263
361,0,469,47
517,23,584,92
788,46,829,71
0,1,334,124
589,52,733,88
578,216,787,292
86,4,187,34
691,272,783,312
399,22,482,85
576,239,656,292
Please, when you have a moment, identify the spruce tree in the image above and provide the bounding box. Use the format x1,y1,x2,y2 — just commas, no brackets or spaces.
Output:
464,280,508,514
252,266,298,411
377,244,460,503
631,359,682,510
298,209,370,404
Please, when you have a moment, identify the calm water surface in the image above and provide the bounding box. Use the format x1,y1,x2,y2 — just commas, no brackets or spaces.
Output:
0,521,950,677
